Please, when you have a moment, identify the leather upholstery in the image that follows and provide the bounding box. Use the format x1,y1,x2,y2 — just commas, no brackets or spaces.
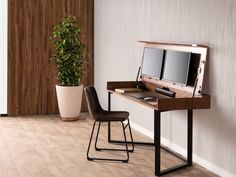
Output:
84,86,129,121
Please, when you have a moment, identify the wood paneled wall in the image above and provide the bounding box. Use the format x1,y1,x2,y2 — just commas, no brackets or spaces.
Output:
8,0,94,116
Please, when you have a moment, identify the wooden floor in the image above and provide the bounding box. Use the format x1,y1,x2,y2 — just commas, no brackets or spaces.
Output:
0,114,218,177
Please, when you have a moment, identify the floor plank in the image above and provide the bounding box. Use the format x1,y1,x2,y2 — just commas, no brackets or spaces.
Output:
0,114,218,177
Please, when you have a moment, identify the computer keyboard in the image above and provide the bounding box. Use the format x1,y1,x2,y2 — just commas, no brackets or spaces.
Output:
128,91,158,99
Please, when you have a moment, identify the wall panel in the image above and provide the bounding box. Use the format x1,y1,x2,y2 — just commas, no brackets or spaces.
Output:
95,0,236,176
8,0,93,116
0,0,8,115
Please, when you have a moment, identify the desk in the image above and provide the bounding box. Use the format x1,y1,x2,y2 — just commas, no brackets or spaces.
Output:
107,81,210,176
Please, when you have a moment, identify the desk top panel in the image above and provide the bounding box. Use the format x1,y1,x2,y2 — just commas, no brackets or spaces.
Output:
107,81,210,111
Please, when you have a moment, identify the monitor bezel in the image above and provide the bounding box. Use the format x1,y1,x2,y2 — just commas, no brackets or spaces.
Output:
161,50,191,86
141,47,164,80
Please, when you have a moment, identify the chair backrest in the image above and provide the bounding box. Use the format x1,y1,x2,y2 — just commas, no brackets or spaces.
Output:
84,86,104,120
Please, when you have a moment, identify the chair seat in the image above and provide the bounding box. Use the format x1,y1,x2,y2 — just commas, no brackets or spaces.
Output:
96,111,129,121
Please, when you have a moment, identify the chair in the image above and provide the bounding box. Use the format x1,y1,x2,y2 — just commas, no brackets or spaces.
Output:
84,86,134,163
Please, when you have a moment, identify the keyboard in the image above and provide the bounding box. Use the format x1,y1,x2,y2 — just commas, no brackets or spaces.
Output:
128,91,158,99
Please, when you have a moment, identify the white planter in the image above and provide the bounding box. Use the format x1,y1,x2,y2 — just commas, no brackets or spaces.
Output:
56,85,83,121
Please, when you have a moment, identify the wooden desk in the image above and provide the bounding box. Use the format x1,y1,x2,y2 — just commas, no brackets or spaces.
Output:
107,81,210,176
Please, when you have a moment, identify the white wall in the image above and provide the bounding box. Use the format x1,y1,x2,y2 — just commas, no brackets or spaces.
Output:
0,0,8,114
95,0,236,176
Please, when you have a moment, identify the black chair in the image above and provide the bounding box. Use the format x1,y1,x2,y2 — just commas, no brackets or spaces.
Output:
84,86,134,163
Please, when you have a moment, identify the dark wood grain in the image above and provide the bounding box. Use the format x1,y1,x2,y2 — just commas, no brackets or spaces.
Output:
107,81,210,111
107,81,137,90
8,0,94,116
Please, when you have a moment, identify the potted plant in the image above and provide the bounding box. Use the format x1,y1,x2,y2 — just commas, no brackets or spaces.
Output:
50,16,85,121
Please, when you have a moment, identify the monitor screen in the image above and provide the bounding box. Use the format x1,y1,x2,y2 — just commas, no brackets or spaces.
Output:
141,47,164,79
162,50,191,85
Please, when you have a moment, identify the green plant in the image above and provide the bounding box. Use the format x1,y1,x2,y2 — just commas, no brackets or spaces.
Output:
50,16,85,86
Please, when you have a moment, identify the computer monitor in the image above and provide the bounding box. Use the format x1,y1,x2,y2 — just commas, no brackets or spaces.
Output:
162,50,191,86
141,47,164,79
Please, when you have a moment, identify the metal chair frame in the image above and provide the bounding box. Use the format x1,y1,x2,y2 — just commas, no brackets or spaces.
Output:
85,86,134,163
87,119,134,163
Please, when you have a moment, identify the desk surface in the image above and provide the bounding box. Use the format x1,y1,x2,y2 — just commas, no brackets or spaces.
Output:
107,81,210,111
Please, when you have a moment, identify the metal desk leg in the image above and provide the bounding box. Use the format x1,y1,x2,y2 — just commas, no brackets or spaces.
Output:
107,91,154,146
187,109,193,166
155,109,193,176
107,92,193,176
108,92,111,142
154,110,161,176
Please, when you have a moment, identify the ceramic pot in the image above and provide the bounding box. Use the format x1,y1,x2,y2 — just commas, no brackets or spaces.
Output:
56,85,83,121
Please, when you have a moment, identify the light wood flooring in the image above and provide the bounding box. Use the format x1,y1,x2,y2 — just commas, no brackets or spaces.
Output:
0,114,218,177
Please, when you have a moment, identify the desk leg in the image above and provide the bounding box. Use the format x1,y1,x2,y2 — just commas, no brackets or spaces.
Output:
154,110,161,176
154,110,193,176
108,92,111,142
107,91,154,146
187,109,193,166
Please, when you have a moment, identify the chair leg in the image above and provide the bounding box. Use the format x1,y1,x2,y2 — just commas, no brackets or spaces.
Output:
121,121,129,163
95,122,101,151
87,120,130,163
108,119,134,152
127,118,134,152
95,121,133,153
87,121,97,161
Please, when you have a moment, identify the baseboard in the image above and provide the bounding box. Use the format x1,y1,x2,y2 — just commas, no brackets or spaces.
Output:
160,137,235,177
0,114,8,117
130,121,235,177
130,121,154,139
